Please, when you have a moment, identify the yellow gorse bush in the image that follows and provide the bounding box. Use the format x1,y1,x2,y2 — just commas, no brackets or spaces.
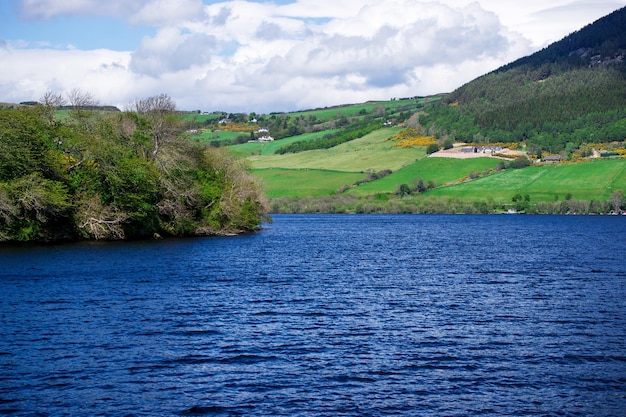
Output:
466,141,519,150
391,128,436,148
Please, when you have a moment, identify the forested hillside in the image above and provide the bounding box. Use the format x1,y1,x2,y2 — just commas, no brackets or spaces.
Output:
0,94,269,242
419,6,626,156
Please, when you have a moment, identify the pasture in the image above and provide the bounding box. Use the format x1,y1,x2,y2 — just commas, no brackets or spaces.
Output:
287,97,426,121
349,157,500,195
189,129,243,143
231,130,340,156
423,159,626,203
247,127,426,172
181,113,222,124
252,168,365,198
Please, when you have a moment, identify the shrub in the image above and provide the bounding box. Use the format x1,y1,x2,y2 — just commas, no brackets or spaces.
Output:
391,128,437,148
510,155,531,168
426,143,440,154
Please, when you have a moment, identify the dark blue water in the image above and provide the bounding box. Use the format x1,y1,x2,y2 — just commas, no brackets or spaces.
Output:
1,215,625,416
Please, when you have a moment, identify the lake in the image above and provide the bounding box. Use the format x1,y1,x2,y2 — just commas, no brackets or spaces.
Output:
1,214,625,416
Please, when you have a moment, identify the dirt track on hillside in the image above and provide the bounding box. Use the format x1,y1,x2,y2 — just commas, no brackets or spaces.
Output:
429,146,526,159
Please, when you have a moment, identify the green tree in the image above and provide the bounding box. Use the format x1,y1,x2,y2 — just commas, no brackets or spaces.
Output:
396,184,411,198
426,143,440,154
0,106,58,181
0,94,270,242
512,193,531,212
510,155,531,169
413,178,426,193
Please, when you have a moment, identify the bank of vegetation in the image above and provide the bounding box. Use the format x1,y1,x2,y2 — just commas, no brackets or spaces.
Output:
0,93,269,242
270,192,625,216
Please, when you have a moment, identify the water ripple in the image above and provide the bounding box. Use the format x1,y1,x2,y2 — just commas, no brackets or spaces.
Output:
1,215,625,416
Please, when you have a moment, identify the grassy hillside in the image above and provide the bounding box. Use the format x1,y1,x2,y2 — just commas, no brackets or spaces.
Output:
236,102,624,211
287,97,437,120
247,127,425,172
231,130,340,156
252,169,365,198
230,8,626,213
348,157,500,195
423,159,626,203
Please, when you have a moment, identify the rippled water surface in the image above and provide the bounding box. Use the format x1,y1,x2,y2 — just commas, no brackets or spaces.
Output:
1,214,626,416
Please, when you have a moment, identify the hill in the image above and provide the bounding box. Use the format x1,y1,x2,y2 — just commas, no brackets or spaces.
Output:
422,6,626,155
222,7,626,214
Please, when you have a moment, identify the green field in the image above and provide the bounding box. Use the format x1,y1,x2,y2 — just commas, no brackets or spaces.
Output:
231,130,339,156
287,97,439,121
181,113,222,124
349,157,501,195
247,127,426,172
423,159,626,203
245,127,433,198
189,129,243,143
252,169,365,198
249,146,626,203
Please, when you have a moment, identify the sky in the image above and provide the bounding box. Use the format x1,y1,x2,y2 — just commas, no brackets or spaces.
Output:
1,0,625,113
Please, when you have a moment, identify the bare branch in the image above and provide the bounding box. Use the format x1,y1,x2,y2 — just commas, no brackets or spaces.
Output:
66,89,100,130
75,193,127,240
39,91,66,125
132,94,180,158
134,93,176,115
0,187,18,224
40,91,65,108
67,88,97,109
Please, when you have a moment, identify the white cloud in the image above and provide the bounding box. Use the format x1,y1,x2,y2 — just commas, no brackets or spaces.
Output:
472,0,626,48
184,1,523,104
130,27,218,76
0,47,132,105
4,0,626,112
129,0,204,26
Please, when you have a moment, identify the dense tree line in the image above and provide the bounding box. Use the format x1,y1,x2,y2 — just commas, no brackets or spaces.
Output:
415,7,626,155
419,66,626,154
269,193,625,215
275,121,382,154
451,67,626,128
496,6,626,73
0,94,269,242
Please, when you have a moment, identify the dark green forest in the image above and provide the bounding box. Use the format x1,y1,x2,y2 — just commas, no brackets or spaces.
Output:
416,6,626,156
0,94,269,242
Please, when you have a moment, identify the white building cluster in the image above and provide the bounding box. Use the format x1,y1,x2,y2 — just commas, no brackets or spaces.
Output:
251,127,274,142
